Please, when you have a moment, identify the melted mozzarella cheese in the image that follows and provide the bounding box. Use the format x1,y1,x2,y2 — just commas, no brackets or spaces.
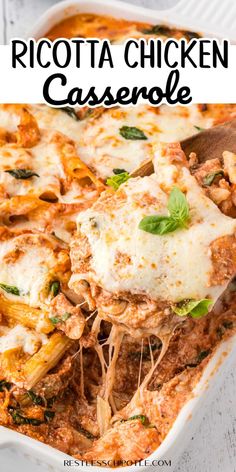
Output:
73,147,236,304
0,105,213,181
0,233,67,307
0,325,47,355
68,105,213,178
0,129,86,203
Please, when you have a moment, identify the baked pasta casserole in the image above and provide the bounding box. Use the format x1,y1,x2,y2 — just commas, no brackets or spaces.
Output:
0,12,235,466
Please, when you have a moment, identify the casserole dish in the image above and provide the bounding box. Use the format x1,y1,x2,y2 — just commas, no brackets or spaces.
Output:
0,1,236,471
29,0,236,41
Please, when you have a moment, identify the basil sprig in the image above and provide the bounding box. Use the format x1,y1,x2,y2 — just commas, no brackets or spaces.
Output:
106,171,130,190
173,298,213,318
119,126,147,141
0,283,20,296
5,169,39,180
203,170,224,187
139,187,189,235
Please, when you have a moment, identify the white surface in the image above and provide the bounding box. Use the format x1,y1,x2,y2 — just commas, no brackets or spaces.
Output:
0,1,235,472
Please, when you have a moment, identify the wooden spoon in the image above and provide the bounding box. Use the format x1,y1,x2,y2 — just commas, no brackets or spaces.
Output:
131,118,236,177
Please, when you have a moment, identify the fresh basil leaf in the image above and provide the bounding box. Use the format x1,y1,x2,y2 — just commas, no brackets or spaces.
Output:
5,169,39,180
138,215,179,235
61,312,71,322
50,281,60,297
194,125,205,132
113,168,127,175
203,170,224,187
49,317,61,325
141,25,170,36
119,126,147,141
139,187,190,236
173,298,213,318
27,390,45,406
190,299,213,318
106,172,130,190
167,187,189,225
0,284,20,296
59,106,79,121
0,380,12,392
44,410,55,422
8,408,43,426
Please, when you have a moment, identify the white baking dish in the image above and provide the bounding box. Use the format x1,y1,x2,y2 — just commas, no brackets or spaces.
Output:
29,0,236,41
1,0,236,471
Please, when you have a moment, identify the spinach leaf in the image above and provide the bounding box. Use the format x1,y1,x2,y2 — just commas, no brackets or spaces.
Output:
5,169,39,179
49,281,60,297
77,425,96,440
185,31,201,40
49,317,61,325
197,350,210,363
113,168,127,175
203,170,224,187
9,408,43,426
59,107,79,121
0,284,20,296
27,390,45,406
194,125,205,132
141,25,171,36
61,312,71,322
50,312,71,325
0,380,12,392
123,415,149,426
44,410,55,422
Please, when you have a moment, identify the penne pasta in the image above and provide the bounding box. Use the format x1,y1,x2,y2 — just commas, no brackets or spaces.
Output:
58,136,105,190
23,332,72,389
0,295,53,334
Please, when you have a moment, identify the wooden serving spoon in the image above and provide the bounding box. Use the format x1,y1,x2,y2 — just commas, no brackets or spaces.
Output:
131,118,236,177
